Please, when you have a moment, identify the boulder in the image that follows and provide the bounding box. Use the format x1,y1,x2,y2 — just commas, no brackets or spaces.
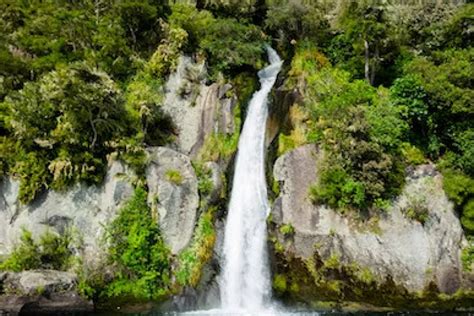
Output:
146,147,199,254
272,145,468,294
162,56,237,158
0,270,93,314
0,161,134,266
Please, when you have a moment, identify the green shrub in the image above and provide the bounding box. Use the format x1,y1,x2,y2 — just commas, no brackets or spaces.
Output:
105,187,171,301
0,229,40,272
198,133,239,162
165,169,183,185
442,170,474,234
404,206,429,224
442,170,474,207
192,162,214,197
176,207,217,287
461,200,474,233
169,4,265,75
309,164,366,211
279,223,295,236
273,274,287,293
401,143,426,165
461,239,474,271
0,229,74,272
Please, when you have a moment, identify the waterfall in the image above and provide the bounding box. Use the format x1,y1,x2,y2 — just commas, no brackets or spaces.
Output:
220,47,283,312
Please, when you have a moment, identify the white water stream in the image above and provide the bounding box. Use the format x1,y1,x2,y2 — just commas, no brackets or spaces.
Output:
219,47,283,313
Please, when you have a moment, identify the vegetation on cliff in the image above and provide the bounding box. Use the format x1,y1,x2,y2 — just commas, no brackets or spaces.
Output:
0,0,472,308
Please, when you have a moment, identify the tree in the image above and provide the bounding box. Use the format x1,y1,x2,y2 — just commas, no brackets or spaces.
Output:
3,62,128,201
333,1,398,86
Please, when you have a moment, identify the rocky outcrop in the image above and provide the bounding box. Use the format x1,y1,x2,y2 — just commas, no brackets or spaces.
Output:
146,147,199,254
162,56,237,158
0,161,133,266
271,145,470,298
0,270,93,314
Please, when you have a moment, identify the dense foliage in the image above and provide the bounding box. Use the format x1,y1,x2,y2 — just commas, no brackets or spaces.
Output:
0,1,472,301
277,2,473,231
0,229,74,272
0,0,267,203
105,187,171,301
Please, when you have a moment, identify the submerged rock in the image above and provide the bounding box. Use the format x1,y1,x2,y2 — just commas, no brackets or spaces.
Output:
0,270,93,314
271,145,471,306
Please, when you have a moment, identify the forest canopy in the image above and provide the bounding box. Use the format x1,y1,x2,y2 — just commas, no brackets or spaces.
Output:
0,0,472,234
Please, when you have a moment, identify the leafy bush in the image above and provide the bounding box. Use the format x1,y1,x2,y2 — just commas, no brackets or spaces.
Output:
176,207,217,287
401,143,426,166
279,223,295,236
105,187,171,300
294,52,406,211
165,169,183,185
273,274,287,293
402,48,473,159
169,4,265,75
462,200,474,233
193,162,214,197
3,63,127,202
461,239,474,271
402,195,430,224
442,170,474,234
0,229,74,272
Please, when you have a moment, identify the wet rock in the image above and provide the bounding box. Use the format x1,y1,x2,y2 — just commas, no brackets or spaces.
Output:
0,270,93,314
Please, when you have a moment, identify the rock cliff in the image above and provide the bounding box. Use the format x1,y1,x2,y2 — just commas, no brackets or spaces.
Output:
270,144,473,308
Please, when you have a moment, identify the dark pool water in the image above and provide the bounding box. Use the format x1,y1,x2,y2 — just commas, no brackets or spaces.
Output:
32,311,473,316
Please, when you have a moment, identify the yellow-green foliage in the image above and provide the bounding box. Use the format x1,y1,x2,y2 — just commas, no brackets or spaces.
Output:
286,42,329,90
176,207,217,287
147,21,188,77
105,187,171,301
278,105,310,156
166,169,184,185
324,253,341,270
273,274,287,293
442,170,474,233
197,90,241,162
0,229,74,272
461,240,474,271
192,161,214,197
279,223,295,236
198,133,239,162
401,143,426,165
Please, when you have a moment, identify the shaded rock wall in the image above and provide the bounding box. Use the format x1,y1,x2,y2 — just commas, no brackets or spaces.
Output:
0,161,133,266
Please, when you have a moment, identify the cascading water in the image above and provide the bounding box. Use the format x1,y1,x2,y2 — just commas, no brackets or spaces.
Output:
220,47,283,313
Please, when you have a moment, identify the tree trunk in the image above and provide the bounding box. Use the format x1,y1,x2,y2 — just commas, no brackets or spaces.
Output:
364,39,370,84
370,44,379,86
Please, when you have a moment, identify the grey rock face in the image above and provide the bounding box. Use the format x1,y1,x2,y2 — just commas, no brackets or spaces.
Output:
146,147,199,254
0,161,133,266
0,270,93,313
162,56,237,158
272,145,467,294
